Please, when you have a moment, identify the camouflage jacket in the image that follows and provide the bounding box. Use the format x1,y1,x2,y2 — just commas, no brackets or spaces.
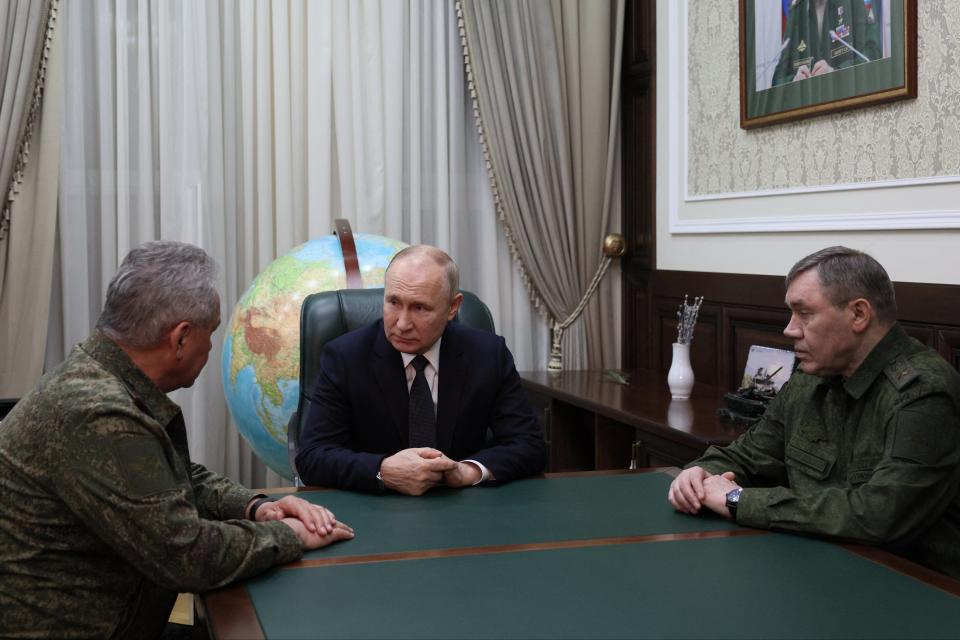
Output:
695,324,960,579
0,332,302,639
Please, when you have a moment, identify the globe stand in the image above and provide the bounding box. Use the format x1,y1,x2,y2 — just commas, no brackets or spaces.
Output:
334,218,364,288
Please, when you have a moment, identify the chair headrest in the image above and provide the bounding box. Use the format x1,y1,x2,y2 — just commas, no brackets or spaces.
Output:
298,288,494,387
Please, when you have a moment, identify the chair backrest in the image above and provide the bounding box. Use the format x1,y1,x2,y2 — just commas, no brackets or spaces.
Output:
288,288,494,483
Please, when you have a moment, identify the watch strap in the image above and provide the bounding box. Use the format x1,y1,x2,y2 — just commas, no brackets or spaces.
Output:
249,496,275,521
725,487,742,518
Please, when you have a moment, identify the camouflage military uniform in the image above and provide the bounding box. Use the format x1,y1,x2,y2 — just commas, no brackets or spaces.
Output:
772,0,881,87
0,332,302,638
694,324,960,579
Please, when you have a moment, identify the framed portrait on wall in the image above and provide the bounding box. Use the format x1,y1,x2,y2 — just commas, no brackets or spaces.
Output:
739,0,916,129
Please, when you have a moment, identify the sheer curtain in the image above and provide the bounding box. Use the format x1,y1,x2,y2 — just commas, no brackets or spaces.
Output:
53,0,547,486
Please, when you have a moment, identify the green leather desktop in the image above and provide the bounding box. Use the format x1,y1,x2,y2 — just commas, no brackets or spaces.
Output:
199,471,960,639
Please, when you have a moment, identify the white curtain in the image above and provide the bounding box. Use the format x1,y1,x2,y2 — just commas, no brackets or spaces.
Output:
53,0,548,486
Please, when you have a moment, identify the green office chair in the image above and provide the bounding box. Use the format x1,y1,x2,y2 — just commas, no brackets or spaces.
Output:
287,288,495,485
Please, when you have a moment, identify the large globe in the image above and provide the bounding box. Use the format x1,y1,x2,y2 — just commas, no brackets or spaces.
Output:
222,234,408,478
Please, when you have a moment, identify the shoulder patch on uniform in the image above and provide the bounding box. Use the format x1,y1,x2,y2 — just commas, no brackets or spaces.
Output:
884,356,919,391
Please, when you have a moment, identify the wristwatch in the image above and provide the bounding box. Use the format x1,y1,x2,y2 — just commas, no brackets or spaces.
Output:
725,487,742,518
375,469,385,492
248,495,275,521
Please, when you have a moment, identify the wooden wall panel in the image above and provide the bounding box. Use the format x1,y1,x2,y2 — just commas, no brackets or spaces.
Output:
724,307,793,388
636,271,796,390
621,0,657,370
626,269,960,391
944,332,960,372
656,307,718,385
914,327,960,370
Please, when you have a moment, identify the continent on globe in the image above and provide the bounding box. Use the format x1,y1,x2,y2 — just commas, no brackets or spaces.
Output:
222,233,407,478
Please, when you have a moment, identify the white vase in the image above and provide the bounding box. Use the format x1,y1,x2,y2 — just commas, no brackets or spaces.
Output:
667,342,695,400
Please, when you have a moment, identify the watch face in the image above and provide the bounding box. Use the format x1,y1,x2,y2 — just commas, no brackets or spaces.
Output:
726,488,742,504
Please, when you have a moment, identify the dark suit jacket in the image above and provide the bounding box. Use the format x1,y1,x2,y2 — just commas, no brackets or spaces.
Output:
295,319,547,492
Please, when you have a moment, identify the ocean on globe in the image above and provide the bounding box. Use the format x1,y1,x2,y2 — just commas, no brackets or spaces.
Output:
222,234,408,478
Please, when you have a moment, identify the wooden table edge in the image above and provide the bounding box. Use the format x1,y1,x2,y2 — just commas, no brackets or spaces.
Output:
284,528,763,570
544,466,680,478
198,583,263,640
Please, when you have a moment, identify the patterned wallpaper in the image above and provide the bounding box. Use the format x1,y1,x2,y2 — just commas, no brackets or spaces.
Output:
687,1,960,196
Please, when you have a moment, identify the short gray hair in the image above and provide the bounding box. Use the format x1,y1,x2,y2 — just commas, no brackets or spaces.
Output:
786,246,897,325
385,245,460,299
97,241,220,348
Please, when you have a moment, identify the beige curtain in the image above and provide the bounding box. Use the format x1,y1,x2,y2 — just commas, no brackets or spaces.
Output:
0,0,52,244
458,0,623,369
0,0,59,397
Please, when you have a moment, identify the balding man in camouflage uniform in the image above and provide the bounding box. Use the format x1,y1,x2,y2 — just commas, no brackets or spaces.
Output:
0,241,353,638
668,246,960,579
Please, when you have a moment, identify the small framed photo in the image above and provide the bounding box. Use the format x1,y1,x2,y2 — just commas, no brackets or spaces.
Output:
739,0,917,128
741,345,796,392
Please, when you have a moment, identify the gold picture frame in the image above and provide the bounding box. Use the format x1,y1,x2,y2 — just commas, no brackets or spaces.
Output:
739,0,916,129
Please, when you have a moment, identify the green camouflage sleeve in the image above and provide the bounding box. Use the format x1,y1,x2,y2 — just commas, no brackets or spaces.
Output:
692,386,791,487
52,410,303,592
189,462,258,521
737,394,960,545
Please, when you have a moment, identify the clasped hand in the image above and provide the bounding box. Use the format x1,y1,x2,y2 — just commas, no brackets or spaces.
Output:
379,447,482,496
252,494,354,549
793,59,835,82
667,467,740,518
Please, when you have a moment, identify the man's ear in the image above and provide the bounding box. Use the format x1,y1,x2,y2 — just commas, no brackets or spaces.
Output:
168,321,191,355
447,292,464,321
849,298,874,334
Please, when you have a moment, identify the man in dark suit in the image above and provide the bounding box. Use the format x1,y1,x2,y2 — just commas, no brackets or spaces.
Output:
295,245,547,495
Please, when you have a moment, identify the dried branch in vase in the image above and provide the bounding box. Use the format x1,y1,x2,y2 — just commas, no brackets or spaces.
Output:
675,295,704,345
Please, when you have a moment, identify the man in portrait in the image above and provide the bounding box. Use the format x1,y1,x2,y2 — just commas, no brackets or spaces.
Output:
772,0,882,86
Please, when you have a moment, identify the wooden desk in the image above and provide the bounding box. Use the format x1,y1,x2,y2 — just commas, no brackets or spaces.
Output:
521,369,746,471
199,471,960,639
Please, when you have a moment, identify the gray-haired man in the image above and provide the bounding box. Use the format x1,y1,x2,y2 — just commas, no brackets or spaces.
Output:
0,241,353,638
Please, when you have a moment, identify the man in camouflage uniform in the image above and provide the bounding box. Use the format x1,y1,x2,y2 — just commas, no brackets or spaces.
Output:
668,246,960,579
772,0,881,86
0,241,354,638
